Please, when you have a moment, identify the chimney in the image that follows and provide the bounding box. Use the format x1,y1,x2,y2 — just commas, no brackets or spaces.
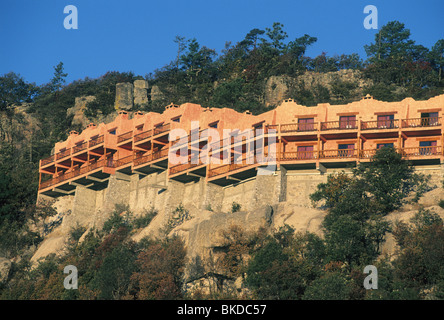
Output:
118,110,129,119
134,111,144,119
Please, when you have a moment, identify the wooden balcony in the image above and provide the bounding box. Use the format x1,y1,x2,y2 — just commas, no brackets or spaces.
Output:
280,151,317,161
39,157,115,192
133,148,169,167
320,149,358,159
402,146,442,158
207,155,262,186
89,135,104,148
321,120,358,131
41,154,55,167
72,141,88,154
134,129,153,143
117,131,133,144
401,117,441,128
280,123,318,134
56,148,71,160
361,119,399,130
169,156,207,182
116,154,134,167
153,123,171,136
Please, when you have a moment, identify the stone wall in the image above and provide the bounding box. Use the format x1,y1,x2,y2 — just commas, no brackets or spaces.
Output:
33,163,444,265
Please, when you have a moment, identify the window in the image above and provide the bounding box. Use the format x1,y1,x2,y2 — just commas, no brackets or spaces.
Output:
338,144,355,157
377,114,395,128
339,115,356,129
298,118,314,131
419,141,437,155
109,129,116,135
209,121,219,129
297,145,314,159
377,143,394,149
172,116,181,123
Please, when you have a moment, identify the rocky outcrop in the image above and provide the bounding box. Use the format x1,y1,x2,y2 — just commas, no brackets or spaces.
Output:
67,96,95,129
115,82,134,111
149,85,164,102
133,80,148,107
264,69,371,107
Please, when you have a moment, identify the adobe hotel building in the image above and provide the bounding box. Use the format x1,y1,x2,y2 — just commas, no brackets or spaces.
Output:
38,94,444,197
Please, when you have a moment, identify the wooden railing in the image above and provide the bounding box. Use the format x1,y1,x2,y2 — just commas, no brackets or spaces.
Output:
116,155,134,167
320,120,358,131
361,119,399,130
402,146,442,157
39,157,114,190
281,151,317,161
359,149,377,159
134,129,153,143
169,159,206,175
320,149,358,159
89,135,104,148
133,148,169,167
401,117,441,128
281,123,317,133
117,131,133,143
207,156,257,178
41,155,55,166
154,123,171,136
72,141,88,154
271,117,441,134
56,148,71,160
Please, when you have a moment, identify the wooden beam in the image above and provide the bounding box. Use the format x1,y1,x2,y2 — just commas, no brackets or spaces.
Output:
133,170,148,176
55,163,70,169
69,181,94,188
150,164,167,170
115,172,131,181
187,172,204,178
85,175,108,183
53,187,75,195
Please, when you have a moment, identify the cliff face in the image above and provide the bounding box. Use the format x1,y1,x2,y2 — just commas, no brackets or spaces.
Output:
33,164,444,292
264,69,370,107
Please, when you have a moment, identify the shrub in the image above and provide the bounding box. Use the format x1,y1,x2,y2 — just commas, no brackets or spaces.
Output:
69,223,87,242
231,202,241,213
133,207,158,229
165,204,192,235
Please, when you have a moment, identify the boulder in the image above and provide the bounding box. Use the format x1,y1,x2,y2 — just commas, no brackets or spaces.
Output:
133,80,148,106
115,82,134,111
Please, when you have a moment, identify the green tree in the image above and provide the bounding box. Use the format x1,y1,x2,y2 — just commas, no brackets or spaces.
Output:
48,62,68,93
429,39,444,82
392,209,444,297
0,72,38,112
302,272,350,300
365,21,423,62
311,147,425,265
245,226,324,299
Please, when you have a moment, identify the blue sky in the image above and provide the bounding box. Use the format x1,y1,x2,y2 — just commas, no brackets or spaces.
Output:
1,0,443,85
